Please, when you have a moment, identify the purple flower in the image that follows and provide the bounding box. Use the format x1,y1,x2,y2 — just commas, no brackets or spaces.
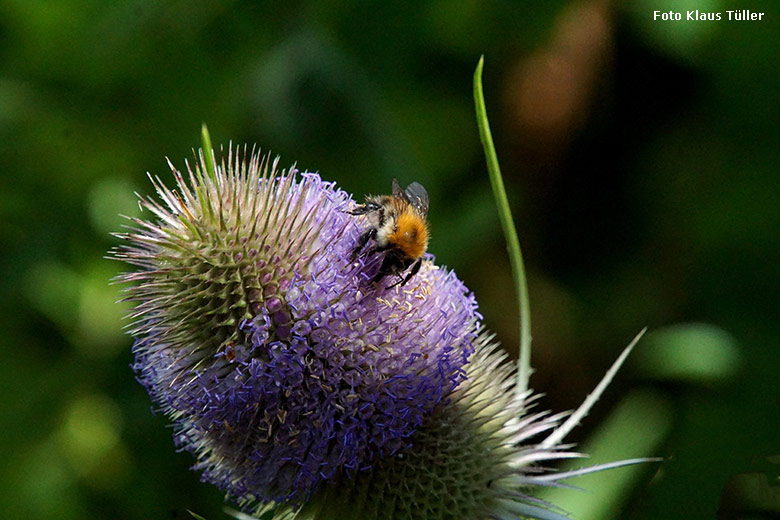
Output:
286,331,653,520
113,148,479,507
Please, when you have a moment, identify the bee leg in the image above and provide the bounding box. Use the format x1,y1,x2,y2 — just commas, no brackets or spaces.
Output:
345,201,381,216
395,258,422,288
372,253,402,285
351,228,377,261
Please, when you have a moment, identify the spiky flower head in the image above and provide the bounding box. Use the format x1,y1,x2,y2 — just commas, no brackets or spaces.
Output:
112,148,480,507
271,331,649,520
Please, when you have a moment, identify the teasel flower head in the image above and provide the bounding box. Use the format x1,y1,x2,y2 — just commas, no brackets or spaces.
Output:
112,147,480,507
271,331,649,520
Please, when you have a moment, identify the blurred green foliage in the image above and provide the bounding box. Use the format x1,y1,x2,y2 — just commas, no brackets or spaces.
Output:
1,1,778,519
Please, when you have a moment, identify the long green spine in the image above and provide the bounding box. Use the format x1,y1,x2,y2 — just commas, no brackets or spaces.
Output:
473,56,532,395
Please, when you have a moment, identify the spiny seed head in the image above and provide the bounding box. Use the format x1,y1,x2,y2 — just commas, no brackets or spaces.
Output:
278,332,580,520
111,147,480,507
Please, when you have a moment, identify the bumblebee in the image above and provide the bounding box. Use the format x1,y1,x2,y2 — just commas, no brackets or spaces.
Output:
347,179,430,288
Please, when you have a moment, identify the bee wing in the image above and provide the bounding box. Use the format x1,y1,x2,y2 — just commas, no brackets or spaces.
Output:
404,182,429,216
391,178,406,201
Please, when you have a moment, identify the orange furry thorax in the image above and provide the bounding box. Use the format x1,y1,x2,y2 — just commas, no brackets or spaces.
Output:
389,210,428,259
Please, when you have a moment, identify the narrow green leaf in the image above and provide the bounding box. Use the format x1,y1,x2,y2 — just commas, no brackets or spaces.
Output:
473,56,533,395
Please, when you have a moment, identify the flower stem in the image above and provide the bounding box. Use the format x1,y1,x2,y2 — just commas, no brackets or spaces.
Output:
473,56,533,396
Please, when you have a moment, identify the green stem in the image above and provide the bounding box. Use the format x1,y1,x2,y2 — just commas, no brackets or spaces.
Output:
473,56,533,395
